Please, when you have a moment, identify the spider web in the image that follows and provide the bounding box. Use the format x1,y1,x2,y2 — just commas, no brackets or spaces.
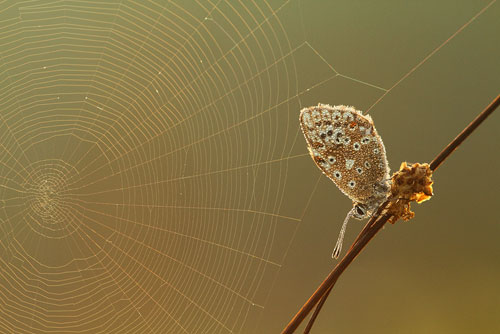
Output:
0,0,497,333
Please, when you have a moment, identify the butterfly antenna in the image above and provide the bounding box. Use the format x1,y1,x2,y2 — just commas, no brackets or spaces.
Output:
332,208,355,259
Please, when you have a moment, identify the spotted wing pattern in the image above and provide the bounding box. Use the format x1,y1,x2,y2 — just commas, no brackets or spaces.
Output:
299,104,390,204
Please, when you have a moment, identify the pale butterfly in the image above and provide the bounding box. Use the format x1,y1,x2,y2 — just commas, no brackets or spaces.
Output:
300,104,390,258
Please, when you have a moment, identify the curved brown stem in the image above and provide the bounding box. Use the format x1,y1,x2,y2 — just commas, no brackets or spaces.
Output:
283,202,391,334
429,94,499,171
282,94,499,334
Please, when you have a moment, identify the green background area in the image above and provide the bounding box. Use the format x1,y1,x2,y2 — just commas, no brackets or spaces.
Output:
0,1,498,333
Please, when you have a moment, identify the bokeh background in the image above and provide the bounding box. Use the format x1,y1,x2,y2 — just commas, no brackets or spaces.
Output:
0,1,498,333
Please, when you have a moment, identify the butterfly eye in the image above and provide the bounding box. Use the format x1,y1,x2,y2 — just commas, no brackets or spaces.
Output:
354,204,366,218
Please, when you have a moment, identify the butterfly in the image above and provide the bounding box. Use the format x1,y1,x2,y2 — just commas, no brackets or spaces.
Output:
300,104,390,258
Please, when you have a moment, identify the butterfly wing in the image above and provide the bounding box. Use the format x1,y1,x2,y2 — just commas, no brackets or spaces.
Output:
299,104,390,204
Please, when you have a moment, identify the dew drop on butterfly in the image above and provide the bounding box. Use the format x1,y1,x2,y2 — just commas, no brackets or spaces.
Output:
300,104,390,259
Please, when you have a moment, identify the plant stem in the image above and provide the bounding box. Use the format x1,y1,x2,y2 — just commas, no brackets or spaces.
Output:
430,94,500,171
282,94,499,334
283,204,390,334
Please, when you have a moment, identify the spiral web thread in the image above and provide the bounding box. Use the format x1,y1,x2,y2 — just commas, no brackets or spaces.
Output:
0,0,496,333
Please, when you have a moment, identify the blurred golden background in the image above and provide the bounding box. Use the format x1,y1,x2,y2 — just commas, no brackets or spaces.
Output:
0,1,498,333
